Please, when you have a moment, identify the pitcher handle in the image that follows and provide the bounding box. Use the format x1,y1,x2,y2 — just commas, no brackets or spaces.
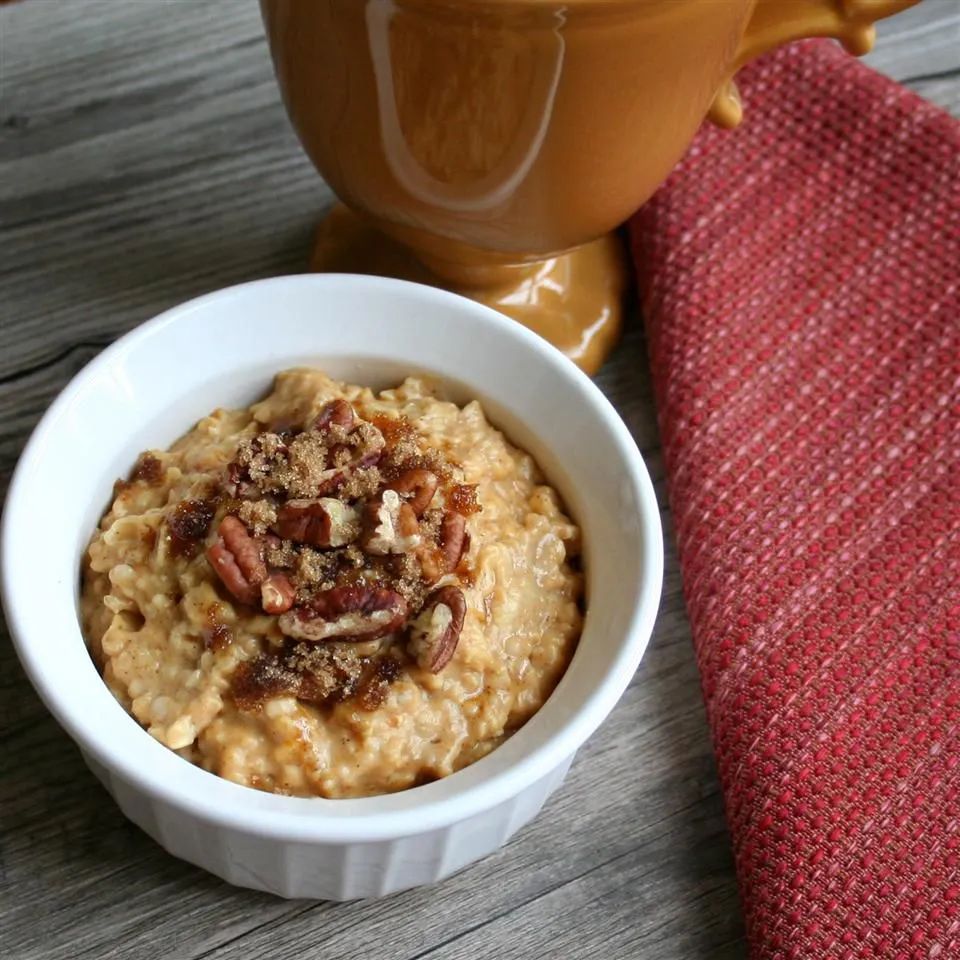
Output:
709,0,921,127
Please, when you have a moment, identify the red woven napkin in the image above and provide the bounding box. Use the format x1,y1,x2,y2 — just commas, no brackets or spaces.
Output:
630,39,960,959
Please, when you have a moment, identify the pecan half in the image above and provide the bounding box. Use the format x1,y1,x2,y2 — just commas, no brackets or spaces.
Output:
408,586,466,672
278,586,408,642
361,489,422,555
313,398,355,432
385,469,438,517
206,516,267,605
261,572,296,614
413,509,468,583
276,498,360,547
438,511,469,572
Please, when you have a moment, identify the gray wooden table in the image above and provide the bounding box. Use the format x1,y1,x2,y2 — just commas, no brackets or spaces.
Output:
1,3,958,958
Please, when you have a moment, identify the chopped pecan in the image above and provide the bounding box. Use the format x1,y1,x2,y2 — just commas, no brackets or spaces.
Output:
261,572,296,614
408,586,466,672
313,455,383,498
327,433,385,474
206,516,267,605
278,585,408,642
276,498,360,547
438,511,469,572
223,460,246,497
409,507,468,583
415,541,445,585
313,398,355,432
355,446,385,469
224,461,262,500
226,434,289,497
304,406,387,497
385,469,438,516
361,489,422,555
264,532,282,551
313,467,349,496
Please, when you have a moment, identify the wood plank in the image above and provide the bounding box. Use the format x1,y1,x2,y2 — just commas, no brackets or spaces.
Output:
0,1,957,958
906,72,960,114
867,0,960,79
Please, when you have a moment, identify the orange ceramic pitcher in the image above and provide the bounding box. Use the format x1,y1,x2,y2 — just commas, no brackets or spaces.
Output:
262,0,919,371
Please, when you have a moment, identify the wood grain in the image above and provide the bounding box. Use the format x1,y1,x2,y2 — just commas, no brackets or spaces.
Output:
0,2,957,958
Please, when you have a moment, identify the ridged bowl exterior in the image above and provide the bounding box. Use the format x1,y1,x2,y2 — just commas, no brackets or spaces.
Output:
3,276,662,902
83,751,574,899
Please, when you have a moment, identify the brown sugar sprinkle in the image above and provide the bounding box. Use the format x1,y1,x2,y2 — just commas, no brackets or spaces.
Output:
231,644,405,713
114,453,163,497
338,466,382,501
130,453,163,485
238,499,277,536
203,622,233,652
376,553,429,608
285,642,366,697
231,642,367,710
266,538,298,569
418,507,443,542
342,544,366,568
230,656,300,710
208,395,476,709
355,655,404,711
370,413,451,483
167,499,217,558
280,433,334,497
368,413,417,446
201,603,233,651
239,432,324,499
379,447,447,485
448,484,480,516
295,547,341,594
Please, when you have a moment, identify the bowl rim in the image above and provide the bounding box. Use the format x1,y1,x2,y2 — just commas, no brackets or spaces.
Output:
1,274,663,842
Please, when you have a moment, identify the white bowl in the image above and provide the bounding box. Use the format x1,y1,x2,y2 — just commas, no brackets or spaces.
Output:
1,275,662,899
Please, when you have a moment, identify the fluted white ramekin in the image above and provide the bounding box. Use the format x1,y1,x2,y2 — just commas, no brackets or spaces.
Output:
1,275,662,899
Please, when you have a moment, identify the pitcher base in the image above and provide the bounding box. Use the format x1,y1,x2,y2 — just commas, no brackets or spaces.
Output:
309,204,626,375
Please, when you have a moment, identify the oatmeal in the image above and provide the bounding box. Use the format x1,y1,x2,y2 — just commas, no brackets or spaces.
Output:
81,370,583,798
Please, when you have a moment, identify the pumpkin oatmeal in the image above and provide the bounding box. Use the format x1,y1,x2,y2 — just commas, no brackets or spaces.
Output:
81,369,583,798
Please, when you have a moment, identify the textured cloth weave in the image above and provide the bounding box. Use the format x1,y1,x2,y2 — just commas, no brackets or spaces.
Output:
630,40,960,959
